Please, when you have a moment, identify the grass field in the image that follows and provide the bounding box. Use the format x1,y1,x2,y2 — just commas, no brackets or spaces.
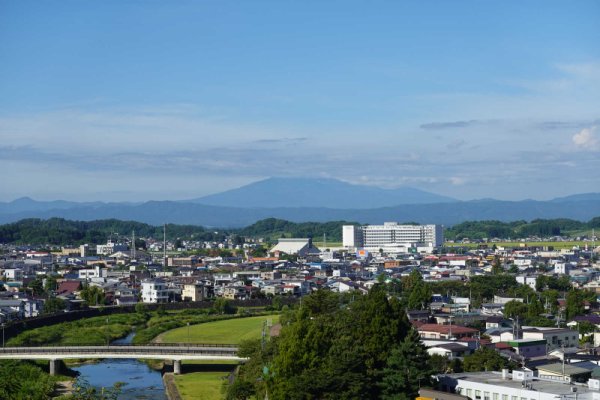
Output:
166,316,280,400
174,371,228,400
444,241,593,250
157,315,280,344
313,241,343,249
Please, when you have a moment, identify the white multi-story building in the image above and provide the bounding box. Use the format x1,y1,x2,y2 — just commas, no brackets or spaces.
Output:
96,241,128,256
141,279,169,303
437,370,600,400
78,265,108,280
343,222,443,250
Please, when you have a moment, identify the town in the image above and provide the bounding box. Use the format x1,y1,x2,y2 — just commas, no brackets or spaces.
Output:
1,217,600,398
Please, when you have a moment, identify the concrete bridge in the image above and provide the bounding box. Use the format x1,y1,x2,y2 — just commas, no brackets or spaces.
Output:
0,344,244,375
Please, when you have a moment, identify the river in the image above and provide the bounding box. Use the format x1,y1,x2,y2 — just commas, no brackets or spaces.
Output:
70,333,168,400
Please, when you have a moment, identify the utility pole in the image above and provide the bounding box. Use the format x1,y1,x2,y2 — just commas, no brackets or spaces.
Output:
163,224,167,267
562,343,566,376
132,230,136,260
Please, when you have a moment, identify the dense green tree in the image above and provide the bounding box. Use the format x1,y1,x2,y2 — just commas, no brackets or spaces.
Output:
80,285,106,306
463,347,514,372
527,297,545,320
264,287,410,399
27,277,45,296
403,269,424,293
540,289,560,313
407,283,431,310
250,246,267,257
469,275,517,301
134,238,147,249
226,379,256,400
0,218,224,245
213,298,237,315
43,297,66,314
577,321,596,336
379,328,432,400
44,275,58,292
566,289,597,320
0,360,56,399
503,300,528,320
535,275,546,292
444,218,595,241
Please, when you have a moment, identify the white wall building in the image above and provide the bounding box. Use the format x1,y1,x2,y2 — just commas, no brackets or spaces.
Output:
96,241,128,256
270,238,320,257
516,275,537,290
342,222,443,250
78,266,108,280
521,327,579,350
141,279,169,303
437,370,600,400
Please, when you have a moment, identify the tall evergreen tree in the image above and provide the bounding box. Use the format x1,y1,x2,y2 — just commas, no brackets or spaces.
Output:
380,328,432,400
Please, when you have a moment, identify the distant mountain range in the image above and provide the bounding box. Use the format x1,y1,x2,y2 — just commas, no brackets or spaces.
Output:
190,177,457,208
1,178,599,227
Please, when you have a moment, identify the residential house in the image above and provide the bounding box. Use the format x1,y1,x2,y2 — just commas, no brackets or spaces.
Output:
141,279,169,303
417,324,479,340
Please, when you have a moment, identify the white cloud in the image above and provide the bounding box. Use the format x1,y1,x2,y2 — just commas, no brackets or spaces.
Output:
449,177,467,185
556,62,600,81
572,126,599,150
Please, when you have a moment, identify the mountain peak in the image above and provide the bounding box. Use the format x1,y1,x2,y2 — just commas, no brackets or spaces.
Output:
192,177,456,209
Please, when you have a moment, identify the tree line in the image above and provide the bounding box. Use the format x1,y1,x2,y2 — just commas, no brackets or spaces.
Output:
0,218,224,245
445,217,600,240
1,216,598,245
228,286,516,400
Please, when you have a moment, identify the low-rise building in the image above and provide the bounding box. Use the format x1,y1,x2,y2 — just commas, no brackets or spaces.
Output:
522,327,579,350
141,279,169,303
417,324,479,340
437,370,600,400
182,283,210,302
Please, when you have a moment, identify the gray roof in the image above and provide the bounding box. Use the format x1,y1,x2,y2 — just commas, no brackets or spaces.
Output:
0,300,23,307
536,362,591,376
441,371,596,396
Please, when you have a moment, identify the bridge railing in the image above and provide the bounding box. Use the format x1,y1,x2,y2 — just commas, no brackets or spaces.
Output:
2,342,238,349
0,346,240,356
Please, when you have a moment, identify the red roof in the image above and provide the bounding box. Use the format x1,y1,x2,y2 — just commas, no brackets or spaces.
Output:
57,280,81,295
417,324,478,335
411,320,426,328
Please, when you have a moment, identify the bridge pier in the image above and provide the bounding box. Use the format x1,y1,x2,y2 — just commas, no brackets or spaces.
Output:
173,360,182,375
49,359,60,376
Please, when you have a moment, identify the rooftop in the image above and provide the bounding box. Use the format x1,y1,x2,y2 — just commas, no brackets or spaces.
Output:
441,371,598,396
417,324,478,334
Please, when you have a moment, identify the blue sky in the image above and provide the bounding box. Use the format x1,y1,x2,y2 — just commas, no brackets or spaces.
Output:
1,1,599,202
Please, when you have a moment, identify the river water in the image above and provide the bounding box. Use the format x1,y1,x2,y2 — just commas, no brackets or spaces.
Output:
70,333,168,400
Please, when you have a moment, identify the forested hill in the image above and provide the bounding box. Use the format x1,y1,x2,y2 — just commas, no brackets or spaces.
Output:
236,218,358,242
0,218,224,245
0,217,599,245
445,217,600,240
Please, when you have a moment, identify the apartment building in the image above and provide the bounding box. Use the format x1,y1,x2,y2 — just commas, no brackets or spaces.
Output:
141,279,169,303
343,222,444,250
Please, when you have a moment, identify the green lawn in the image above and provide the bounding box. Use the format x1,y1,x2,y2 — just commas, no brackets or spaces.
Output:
157,315,280,344
444,240,591,249
174,371,228,400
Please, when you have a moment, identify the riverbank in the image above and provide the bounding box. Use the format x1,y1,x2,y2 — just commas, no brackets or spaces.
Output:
51,380,74,398
163,373,182,400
